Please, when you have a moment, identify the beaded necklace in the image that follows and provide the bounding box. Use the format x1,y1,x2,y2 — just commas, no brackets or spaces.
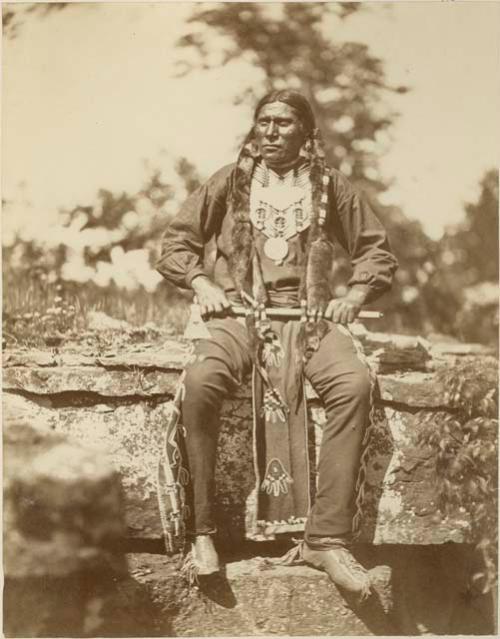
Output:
250,162,313,265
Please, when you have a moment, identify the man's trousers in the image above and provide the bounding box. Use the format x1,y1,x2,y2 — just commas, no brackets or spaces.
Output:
181,318,372,549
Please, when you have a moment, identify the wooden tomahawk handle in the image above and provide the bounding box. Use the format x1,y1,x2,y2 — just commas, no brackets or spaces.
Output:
228,306,383,320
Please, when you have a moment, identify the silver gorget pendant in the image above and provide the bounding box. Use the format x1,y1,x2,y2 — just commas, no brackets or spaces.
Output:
264,237,288,264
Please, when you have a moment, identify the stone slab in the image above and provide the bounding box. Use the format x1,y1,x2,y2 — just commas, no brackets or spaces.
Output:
123,551,394,637
105,545,494,636
2,336,485,546
376,372,448,407
2,341,191,370
3,366,180,397
3,387,471,545
2,330,432,373
351,328,432,373
4,364,449,406
3,392,169,539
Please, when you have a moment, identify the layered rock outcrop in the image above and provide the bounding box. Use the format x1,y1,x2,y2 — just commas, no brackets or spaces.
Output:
3,330,485,544
3,327,496,636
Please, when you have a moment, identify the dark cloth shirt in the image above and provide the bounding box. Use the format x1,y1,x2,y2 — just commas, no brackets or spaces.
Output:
156,163,398,304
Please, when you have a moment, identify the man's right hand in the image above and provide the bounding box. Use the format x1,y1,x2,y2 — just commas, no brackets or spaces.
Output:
191,275,231,318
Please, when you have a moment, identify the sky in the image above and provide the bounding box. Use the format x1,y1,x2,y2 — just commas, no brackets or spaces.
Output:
2,1,499,241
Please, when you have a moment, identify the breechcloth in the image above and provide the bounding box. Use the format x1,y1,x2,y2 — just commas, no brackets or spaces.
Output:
181,317,372,550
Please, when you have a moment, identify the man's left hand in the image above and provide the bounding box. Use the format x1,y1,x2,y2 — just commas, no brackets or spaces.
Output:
325,288,368,325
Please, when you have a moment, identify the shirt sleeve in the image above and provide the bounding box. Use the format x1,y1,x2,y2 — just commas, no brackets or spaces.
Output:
328,170,398,302
155,165,233,290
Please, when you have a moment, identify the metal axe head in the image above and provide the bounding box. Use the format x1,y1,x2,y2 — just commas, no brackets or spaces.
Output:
183,303,211,340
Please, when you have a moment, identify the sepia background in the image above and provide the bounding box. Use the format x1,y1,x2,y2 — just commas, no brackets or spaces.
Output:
2,4,499,635
2,1,499,347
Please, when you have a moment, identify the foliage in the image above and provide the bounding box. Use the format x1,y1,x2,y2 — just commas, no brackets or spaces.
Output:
3,156,199,274
3,4,497,345
439,169,499,344
449,169,499,284
2,3,69,39
2,157,199,347
177,3,406,197
177,2,488,340
374,210,458,336
417,358,498,593
2,270,189,349
3,280,79,347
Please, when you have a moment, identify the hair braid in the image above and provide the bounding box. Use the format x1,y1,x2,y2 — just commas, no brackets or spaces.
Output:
228,128,267,302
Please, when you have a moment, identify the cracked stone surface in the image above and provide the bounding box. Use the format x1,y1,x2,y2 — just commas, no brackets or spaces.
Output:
2,332,477,545
2,331,497,637
103,545,494,636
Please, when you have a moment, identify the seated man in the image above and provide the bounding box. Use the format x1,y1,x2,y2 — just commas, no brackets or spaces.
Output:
156,90,398,600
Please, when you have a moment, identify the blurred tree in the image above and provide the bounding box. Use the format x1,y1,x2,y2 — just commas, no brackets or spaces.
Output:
4,3,495,343
438,169,499,344
374,209,454,336
176,3,467,337
62,156,201,260
441,169,499,285
174,4,498,343
177,3,407,198
3,156,200,295
2,155,200,338
2,3,70,39
376,170,499,343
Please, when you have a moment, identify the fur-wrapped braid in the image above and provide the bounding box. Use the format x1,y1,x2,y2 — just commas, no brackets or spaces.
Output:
297,128,335,308
227,132,261,300
297,129,337,366
228,131,269,362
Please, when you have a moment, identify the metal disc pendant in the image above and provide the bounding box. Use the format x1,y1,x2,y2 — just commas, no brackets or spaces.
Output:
264,237,288,263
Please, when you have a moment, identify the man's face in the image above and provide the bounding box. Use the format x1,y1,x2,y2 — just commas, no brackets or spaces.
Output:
254,102,306,168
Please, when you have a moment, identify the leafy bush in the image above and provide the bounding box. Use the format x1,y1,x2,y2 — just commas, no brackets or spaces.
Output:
2,157,199,347
417,358,498,593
